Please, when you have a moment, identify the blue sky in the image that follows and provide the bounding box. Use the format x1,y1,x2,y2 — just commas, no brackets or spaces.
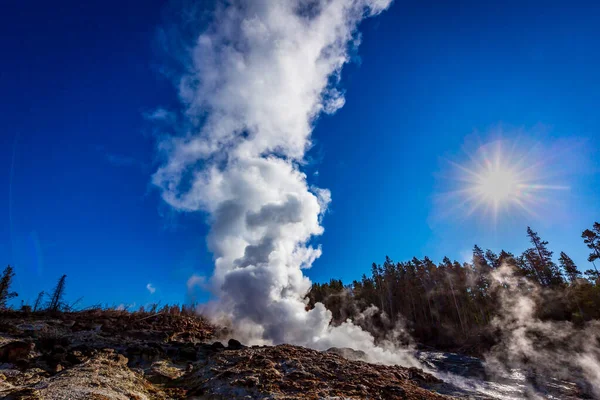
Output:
1,0,599,308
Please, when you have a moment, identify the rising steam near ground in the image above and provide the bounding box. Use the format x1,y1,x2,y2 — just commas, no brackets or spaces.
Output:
152,0,419,367
484,264,600,398
420,263,600,398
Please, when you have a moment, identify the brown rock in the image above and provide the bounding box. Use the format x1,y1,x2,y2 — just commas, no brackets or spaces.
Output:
0,310,459,399
227,338,245,350
180,344,450,399
210,341,225,350
326,347,368,361
177,345,197,361
0,341,34,363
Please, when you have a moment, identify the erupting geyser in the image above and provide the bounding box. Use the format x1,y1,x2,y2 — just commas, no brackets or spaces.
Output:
152,0,418,366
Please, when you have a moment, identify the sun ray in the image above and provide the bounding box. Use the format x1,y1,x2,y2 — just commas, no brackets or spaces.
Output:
442,139,570,222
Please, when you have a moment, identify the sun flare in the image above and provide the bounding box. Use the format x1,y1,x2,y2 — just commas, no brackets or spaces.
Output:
444,140,569,221
474,163,519,206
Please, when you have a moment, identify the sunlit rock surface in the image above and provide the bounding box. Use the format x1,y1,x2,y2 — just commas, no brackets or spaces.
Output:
0,311,454,399
0,310,592,399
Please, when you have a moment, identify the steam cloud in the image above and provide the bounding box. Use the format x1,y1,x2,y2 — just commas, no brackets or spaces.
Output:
153,0,418,365
485,265,600,398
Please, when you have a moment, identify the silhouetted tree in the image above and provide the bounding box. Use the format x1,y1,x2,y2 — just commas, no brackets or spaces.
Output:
0,265,18,309
484,250,500,269
33,291,45,312
48,274,67,312
582,222,600,278
525,227,564,286
559,252,581,283
472,245,487,268
497,250,516,267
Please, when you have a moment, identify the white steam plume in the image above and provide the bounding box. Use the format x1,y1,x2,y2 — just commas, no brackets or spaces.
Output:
485,264,600,398
153,0,418,366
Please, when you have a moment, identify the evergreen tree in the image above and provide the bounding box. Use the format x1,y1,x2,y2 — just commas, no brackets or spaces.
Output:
0,265,18,309
584,269,599,284
559,252,581,283
371,262,385,311
48,274,67,312
33,291,45,312
582,222,600,278
304,221,600,350
442,257,466,334
497,250,516,267
485,250,500,269
382,256,396,319
472,245,487,268
526,227,564,286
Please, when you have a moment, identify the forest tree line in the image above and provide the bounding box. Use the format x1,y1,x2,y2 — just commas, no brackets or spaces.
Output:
3,222,600,355
307,223,600,353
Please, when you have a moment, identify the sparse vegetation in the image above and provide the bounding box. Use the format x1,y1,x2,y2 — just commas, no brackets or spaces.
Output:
47,274,67,313
0,265,18,309
33,291,44,312
0,305,220,399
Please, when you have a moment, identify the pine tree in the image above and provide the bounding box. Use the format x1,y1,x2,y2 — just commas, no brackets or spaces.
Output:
559,252,581,283
472,245,487,268
48,274,67,312
484,250,500,269
0,265,18,309
582,223,600,278
382,256,396,320
526,227,564,286
304,222,600,350
33,291,45,312
470,245,491,324
371,262,385,311
497,250,516,267
442,257,466,335
521,249,546,284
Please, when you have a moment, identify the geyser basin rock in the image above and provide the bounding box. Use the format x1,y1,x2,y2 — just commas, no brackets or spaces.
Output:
326,346,369,361
180,343,449,399
227,338,245,350
0,310,458,399
0,341,34,364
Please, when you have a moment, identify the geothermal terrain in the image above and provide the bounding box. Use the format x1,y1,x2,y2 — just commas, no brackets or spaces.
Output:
0,309,458,400
0,309,589,399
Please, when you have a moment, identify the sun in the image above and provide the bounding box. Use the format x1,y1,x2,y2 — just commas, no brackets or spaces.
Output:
463,155,525,219
442,139,569,222
473,162,520,207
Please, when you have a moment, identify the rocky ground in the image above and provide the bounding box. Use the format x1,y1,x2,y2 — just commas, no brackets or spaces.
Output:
0,310,466,399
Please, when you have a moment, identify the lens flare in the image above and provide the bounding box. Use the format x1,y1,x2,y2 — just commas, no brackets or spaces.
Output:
442,140,569,222
475,163,519,205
